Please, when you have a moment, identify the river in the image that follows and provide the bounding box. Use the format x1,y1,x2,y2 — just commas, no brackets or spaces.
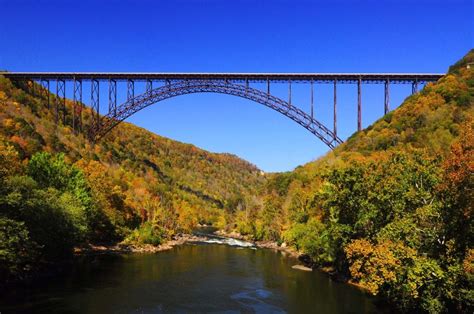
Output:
0,236,384,313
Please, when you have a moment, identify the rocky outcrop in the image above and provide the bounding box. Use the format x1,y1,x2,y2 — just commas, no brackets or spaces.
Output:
291,265,313,271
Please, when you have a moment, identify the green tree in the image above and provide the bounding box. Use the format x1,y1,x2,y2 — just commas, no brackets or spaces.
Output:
0,218,38,282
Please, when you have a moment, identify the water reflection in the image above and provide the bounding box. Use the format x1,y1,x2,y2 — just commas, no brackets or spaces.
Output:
0,244,381,313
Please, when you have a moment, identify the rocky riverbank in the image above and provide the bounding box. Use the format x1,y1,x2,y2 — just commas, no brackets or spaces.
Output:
74,228,366,290
75,230,339,277
213,231,372,290
213,230,316,269
74,234,210,255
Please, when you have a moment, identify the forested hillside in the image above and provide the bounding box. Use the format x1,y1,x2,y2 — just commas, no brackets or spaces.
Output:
0,75,264,282
228,50,474,313
1,50,473,312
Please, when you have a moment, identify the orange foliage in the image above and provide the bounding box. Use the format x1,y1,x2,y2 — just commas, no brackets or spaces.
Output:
344,239,409,295
463,249,474,275
9,135,28,150
440,120,474,218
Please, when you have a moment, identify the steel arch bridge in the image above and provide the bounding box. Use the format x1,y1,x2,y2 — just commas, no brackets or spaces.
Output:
90,80,342,148
2,72,443,149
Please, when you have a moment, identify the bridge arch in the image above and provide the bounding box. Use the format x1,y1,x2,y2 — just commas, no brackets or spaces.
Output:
89,80,343,148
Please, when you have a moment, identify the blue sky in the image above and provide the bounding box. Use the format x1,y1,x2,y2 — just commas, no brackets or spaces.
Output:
1,0,472,172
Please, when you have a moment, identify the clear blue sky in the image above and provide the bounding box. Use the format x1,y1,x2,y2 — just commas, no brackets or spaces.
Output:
1,0,472,172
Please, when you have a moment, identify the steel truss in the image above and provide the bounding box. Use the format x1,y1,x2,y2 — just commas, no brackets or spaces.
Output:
56,79,66,124
412,79,418,94
146,79,153,93
40,79,50,109
357,77,362,131
108,79,117,115
91,79,100,127
127,79,134,102
73,78,83,132
89,80,343,148
6,71,442,150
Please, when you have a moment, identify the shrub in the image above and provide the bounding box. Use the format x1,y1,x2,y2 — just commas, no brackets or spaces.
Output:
124,221,165,246
0,217,38,281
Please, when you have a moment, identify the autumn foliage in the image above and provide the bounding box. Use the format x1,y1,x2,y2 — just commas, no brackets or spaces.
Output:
0,73,264,282
0,49,473,312
231,50,474,313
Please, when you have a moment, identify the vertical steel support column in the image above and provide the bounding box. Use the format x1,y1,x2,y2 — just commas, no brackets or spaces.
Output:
127,79,135,103
56,79,66,124
333,79,337,138
61,80,66,124
41,80,50,109
146,79,153,93
73,78,82,133
310,79,314,119
245,78,249,95
55,80,59,124
40,80,45,105
288,79,292,105
384,79,390,114
108,79,117,115
72,77,76,131
357,77,362,131
91,79,100,128
46,80,50,109
54,80,59,124
77,80,83,132
412,79,418,95
266,78,270,98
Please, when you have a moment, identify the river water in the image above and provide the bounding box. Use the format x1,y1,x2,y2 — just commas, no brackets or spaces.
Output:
0,237,383,313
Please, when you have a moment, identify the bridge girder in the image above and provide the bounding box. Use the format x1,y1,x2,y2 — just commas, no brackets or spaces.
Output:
2,72,443,84
5,71,442,150
89,80,343,149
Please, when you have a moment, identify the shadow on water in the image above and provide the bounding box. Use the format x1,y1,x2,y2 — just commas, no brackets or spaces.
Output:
0,242,386,313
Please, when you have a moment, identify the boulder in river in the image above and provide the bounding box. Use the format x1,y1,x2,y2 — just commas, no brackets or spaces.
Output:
292,264,313,271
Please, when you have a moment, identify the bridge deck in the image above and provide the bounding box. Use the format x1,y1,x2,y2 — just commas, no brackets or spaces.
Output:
1,72,444,83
